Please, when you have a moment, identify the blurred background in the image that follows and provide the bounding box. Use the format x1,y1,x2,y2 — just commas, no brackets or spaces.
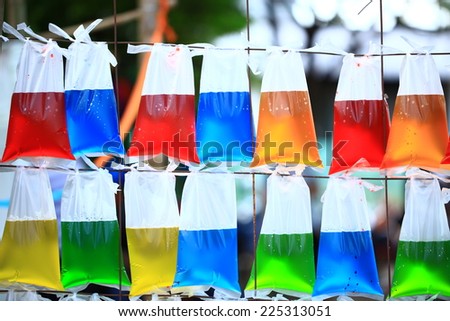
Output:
1,0,450,298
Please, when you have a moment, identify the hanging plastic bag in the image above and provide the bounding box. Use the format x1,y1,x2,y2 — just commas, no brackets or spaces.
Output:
329,54,390,174
251,50,321,168
312,177,383,300
60,169,130,290
50,21,124,157
196,47,254,165
391,171,450,299
1,27,74,163
124,170,179,299
172,173,241,298
127,43,199,164
245,174,315,298
0,167,63,290
381,53,448,171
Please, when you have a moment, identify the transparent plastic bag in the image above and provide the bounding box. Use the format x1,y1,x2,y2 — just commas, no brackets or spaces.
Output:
196,48,254,164
60,169,130,290
2,38,74,163
312,177,383,300
251,50,321,168
391,171,450,299
172,173,241,298
381,54,448,171
0,167,63,290
245,174,315,298
329,54,390,174
128,43,199,164
124,170,179,299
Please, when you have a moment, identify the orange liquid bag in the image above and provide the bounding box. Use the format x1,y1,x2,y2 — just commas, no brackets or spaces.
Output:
382,54,448,170
251,51,321,168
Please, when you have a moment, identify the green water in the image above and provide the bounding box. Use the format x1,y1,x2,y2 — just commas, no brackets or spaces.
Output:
391,240,450,298
245,233,315,296
61,221,130,289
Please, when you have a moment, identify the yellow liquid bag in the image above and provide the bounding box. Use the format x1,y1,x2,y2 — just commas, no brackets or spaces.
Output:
251,50,322,168
382,54,448,171
124,171,179,299
0,168,63,290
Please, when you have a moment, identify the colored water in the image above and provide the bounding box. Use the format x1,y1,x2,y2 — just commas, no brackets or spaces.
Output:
60,221,130,289
0,220,63,290
245,233,315,295
391,240,450,298
65,89,124,157
2,92,74,162
251,91,321,167
330,99,390,174
128,94,199,163
173,228,241,296
196,92,253,163
382,94,448,169
313,231,383,298
126,227,179,297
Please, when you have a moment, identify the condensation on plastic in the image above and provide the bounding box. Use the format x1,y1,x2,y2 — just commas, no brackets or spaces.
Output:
128,43,199,164
124,171,179,298
251,50,321,168
391,172,450,299
60,170,130,290
312,177,383,300
381,54,448,171
196,48,253,164
172,173,241,298
64,38,124,157
0,167,63,290
245,174,315,298
329,54,390,174
1,39,74,163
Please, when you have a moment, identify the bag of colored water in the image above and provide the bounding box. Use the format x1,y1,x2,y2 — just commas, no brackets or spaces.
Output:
172,173,241,298
312,177,383,300
127,43,199,164
245,174,315,298
124,170,179,299
329,54,390,174
60,169,130,290
53,21,124,157
196,47,254,165
1,37,74,163
391,171,450,299
381,53,448,171
0,167,63,290
251,50,321,168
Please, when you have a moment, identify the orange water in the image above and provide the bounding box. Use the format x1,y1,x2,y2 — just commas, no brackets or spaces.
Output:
382,94,448,170
251,91,322,167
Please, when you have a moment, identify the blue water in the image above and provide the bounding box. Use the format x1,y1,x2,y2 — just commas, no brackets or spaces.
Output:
196,92,254,163
65,89,124,157
312,231,383,298
172,228,241,296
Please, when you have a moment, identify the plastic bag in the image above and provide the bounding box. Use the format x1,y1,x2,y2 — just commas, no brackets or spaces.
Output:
0,167,63,290
60,169,130,290
245,174,315,298
172,173,241,298
312,177,383,300
391,171,450,299
196,48,254,164
127,43,199,164
440,137,450,170
56,21,124,157
124,170,179,299
251,50,321,168
329,54,390,174
1,38,74,163
381,53,448,171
